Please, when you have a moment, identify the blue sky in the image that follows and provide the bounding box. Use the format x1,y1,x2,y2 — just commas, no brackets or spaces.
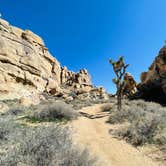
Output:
1,0,166,93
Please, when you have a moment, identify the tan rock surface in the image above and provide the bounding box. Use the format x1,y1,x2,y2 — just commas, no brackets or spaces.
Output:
123,72,137,96
0,18,93,101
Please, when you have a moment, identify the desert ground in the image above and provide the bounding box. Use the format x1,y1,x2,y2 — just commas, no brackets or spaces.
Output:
71,104,162,166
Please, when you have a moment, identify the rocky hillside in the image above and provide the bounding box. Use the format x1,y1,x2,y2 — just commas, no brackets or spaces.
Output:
136,46,166,104
0,18,105,103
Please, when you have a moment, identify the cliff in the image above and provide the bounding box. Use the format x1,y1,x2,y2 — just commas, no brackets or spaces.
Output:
0,18,92,101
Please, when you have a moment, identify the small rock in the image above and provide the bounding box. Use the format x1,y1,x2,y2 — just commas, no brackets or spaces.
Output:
0,102,9,114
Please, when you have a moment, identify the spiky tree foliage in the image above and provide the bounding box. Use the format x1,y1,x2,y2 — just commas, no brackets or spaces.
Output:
109,56,129,111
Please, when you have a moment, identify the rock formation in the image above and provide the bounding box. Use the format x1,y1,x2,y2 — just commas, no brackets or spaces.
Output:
123,73,137,96
134,46,166,104
0,18,95,103
61,67,91,87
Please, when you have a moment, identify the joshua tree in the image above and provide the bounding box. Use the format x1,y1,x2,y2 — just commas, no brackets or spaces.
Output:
109,56,129,111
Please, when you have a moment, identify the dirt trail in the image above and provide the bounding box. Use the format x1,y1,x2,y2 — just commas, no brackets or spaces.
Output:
71,104,159,166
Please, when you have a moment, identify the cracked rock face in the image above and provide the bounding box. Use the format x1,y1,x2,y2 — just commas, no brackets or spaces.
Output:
0,18,92,101
136,46,166,104
61,67,91,87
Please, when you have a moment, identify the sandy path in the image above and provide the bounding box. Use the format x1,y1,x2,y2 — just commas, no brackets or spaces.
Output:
71,104,159,166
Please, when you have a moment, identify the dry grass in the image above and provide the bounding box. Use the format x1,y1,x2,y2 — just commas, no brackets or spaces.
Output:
66,97,114,110
0,125,97,166
28,101,80,122
0,119,12,141
4,106,28,116
0,99,97,166
107,100,166,146
0,102,97,166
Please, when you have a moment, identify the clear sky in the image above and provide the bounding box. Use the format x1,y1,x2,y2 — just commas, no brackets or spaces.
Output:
1,0,166,93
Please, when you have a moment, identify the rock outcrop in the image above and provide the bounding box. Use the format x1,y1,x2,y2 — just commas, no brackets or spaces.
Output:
61,67,91,87
0,18,94,103
123,73,137,96
135,46,166,104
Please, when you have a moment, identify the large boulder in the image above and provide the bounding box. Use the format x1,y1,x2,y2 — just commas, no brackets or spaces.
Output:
135,46,166,104
61,67,91,86
123,73,137,96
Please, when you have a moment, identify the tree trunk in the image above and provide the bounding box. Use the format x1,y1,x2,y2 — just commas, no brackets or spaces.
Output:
117,86,122,111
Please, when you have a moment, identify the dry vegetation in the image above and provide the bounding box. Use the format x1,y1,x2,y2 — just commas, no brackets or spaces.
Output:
106,99,166,164
0,124,96,166
66,97,115,110
107,100,166,147
27,101,80,122
42,91,113,110
1,97,165,165
0,100,97,166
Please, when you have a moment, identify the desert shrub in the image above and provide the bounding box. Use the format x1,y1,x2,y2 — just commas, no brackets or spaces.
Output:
108,104,145,124
4,105,28,116
67,97,114,110
108,100,166,146
70,99,93,110
65,98,92,110
0,126,97,166
29,101,80,122
0,117,25,157
108,100,164,124
101,104,112,112
0,120,10,141
116,114,166,146
0,118,17,142
1,99,19,107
